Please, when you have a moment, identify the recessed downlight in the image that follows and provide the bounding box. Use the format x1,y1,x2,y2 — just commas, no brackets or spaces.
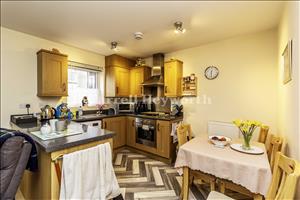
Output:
174,21,186,34
111,41,118,51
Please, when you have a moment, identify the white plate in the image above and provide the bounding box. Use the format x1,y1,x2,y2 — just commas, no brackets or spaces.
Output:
209,135,231,147
230,143,264,155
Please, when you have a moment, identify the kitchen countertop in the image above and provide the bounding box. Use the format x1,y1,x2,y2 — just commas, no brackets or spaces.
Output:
10,122,115,153
73,113,183,122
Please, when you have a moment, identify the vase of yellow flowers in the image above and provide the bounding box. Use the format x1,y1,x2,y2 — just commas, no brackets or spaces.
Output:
233,120,261,150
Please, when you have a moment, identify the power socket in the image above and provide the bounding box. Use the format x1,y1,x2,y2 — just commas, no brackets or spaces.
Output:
19,103,31,109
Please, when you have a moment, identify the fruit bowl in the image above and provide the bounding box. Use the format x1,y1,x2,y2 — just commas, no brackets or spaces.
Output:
209,135,232,147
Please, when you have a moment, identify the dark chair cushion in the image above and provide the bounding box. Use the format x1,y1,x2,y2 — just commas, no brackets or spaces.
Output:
0,136,24,196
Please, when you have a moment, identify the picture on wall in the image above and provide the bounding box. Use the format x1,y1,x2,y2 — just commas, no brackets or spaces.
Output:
282,40,292,84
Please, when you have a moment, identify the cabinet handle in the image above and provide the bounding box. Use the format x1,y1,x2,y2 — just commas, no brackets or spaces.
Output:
165,86,168,93
157,123,160,131
103,122,107,129
141,86,143,94
116,86,119,94
132,120,135,127
62,83,66,92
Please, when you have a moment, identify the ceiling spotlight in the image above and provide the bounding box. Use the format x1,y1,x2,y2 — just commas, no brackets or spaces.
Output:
111,41,118,51
134,32,144,40
174,21,186,34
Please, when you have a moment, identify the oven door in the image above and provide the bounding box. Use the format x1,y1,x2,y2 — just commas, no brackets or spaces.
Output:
135,118,156,148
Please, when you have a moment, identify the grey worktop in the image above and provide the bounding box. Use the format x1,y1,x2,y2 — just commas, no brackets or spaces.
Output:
73,113,183,123
11,122,115,153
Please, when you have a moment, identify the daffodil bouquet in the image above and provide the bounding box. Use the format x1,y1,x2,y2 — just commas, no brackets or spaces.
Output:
233,120,261,150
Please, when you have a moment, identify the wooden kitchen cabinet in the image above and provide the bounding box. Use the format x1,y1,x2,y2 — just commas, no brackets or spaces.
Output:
126,117,136,147
37,49,68,97
164,59,183,97
102,117,126,149
156,120,171,158
105,54,134,97
130,66,151,97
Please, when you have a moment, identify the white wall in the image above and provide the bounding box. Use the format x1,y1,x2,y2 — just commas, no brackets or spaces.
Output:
277,2,300,160
0,27,105,128
159,30,279,138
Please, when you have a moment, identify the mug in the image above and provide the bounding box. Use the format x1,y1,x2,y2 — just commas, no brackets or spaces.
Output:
49,119,58,132
55,120,67,132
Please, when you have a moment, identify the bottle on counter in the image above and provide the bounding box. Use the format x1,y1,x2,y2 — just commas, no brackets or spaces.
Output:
78,106,83,117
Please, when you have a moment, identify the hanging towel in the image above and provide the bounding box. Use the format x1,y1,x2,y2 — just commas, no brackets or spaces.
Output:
59,142,120,200
171,122,182,143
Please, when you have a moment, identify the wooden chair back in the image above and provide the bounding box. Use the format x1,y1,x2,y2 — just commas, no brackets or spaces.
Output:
266,152,300,200
267,134,284,171
177,124,192,147
258,125,269,144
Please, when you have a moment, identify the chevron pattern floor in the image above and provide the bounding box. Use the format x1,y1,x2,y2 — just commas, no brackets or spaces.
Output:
113,149,210,200
113,149,252,200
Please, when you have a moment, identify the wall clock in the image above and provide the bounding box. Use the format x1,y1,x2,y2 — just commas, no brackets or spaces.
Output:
204,66,219,80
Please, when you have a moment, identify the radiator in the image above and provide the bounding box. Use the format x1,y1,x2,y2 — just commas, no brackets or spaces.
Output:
207,121,240,139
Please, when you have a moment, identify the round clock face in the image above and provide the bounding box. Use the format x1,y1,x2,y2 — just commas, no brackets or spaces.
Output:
205,66,219,80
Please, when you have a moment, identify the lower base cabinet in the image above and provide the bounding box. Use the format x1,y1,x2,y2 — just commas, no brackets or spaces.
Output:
156,120,171,158
126,117,136,147
102,117,126,149
103,116,176,160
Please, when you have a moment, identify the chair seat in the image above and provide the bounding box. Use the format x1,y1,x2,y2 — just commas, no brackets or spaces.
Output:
207,191,233,200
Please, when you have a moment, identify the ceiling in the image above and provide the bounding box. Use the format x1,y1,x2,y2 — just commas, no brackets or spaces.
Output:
1,1,284,58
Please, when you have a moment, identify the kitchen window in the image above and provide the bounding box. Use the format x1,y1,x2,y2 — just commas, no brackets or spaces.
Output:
67,62,103,107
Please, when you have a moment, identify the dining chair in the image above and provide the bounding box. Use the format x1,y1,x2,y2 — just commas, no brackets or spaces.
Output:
176,124,216,192
215,134,285,199
258,125,269,144
266,152,300,199
207,152,300,200
267,134,284,172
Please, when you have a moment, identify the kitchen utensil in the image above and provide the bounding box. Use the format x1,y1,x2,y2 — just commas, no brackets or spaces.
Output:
40,105,56,120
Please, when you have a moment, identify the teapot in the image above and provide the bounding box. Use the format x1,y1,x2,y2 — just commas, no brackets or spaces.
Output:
40,105,56,120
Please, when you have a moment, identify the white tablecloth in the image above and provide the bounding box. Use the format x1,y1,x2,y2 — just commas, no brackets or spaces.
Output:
175,136,272,196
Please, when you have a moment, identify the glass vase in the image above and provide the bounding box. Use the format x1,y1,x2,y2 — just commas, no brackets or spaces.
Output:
242,134,252,150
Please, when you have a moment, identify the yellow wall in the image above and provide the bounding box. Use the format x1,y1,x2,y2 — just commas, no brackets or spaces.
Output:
277,2,300,160
163,29,279,139
0,27,105,128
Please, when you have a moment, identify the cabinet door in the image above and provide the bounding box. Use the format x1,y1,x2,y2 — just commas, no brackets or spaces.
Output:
164,60,182,97
164,62,177,97
38,52,68,96
126,117,136,147
115,67,130,96
102,117,126,149
156,120,170,158
130,68,144,96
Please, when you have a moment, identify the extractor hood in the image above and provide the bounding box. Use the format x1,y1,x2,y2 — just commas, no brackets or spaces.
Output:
142,53,164,86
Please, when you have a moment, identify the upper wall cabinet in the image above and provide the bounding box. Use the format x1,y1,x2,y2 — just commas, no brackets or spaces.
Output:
37,49,68,97
164,59,183,97
130,66,151,97
105,54,135,97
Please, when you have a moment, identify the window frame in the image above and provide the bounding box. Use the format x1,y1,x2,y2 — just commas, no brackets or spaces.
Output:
67,62,103,107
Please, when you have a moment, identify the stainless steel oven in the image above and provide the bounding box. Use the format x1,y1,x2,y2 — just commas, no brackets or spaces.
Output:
135,118,156,148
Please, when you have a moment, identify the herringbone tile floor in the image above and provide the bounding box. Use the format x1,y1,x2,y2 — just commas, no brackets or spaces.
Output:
113,149,252,200
113,149,210,200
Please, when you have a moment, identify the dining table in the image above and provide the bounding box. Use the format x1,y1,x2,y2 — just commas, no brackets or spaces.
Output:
175,135,272,200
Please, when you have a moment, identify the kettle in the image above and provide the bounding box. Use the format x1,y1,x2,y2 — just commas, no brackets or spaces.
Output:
41,105,56,120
